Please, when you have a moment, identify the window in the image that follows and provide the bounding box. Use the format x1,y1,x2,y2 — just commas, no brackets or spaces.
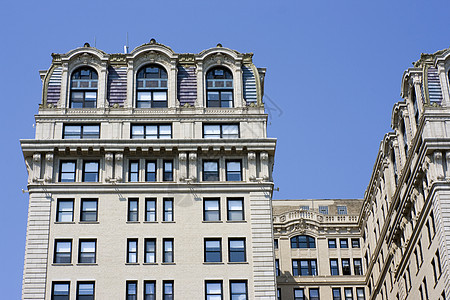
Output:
163,198,173,221
127,239,138,263
52,282,70,300
77,282,94,300
291,235,316,248
203,161,219,181
60,161,76,182
206,67,233,107
274,239,279,249
423,278,429,299
309,288,320,300
353,258,363,275
136,65,168,108
83,161,99,182
227,198,244,221
292,259,317,276
144,238,156,263
426,221,432,245
163,281,174,300
229,238,246,262
145,198,156,222
294,288,305,300
277,288,281,300
332,288,341,300
230,281,247,300
226,160,242,181
319,206,328,214
356,288,365,300
276,259,280,276
144,281,156,300
328,239,337,248
352,239,360,248
70,67,98,108
203,124,239,138
205,239,222,262
204,198,220,221
126,281,137,300
81,199,98,222
163,238,174,263
146,161,156,181
342,259,351,275
300,205,309,211
129,161,139,182
205,281,222,300
344,288,353,300
337,206,347,215
128,198,138,222
436,249,442,277
63,124,100,139
163,160,173,181
330,259,339,275
340,239,348,248
54,240,72,264
79,239,96,263
131,124,172,139
56,199,74,222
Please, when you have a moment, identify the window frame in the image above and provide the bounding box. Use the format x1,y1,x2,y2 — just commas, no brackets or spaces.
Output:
351,239,360,248
203,124,240,139
226,160,242,181
127,238,138,263
206,67,234,108
204,198,220,221
205,280,223,300
126,281,138,300
203,160,219,181
136,64,168,108
80,198,98,222
291,235,316,249
144,281,156,300
82,160,99,182
294,288,305,300
63,124,100,139
228,238,246,263
163,280,174,300
340,238,349,248
328,238,337,248
54,239,72,264
70,67,98,109
145,198,157,222
204,238,222,263
353,258,363,275
163,160,173,181
309,288,320,300
332,288,342,300
131,124,172,139
292,259,317,276
76,281,95,300
78,239,96,264
230,280,247,300
146,160,157,182
128,198,139,222
227,198,244,221
144,238,156,263
128,160,139,182
342,258,351,275
163,198,174,222
56,199,74,222
330,259,339,275
52,281,70,300
344,288,353,300
59,161,77,182
163,238,174,263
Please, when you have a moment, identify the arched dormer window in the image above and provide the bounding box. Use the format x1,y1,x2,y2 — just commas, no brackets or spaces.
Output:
136,65,168,108
290,235,316,248
70,67,98,108
206,67,233,107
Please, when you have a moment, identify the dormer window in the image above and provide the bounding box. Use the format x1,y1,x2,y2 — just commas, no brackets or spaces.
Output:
206,67,233,107
136,65,168,108
70,67,98,108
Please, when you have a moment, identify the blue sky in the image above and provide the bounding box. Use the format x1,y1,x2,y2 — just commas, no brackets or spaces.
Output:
1,0,450,297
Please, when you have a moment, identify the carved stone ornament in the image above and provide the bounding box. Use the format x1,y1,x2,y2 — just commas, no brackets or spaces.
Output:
179,153,187,161
435,152,443,160
33,153,41,162
105,153,113,161
260,152,269,161
189,153,197,161
109,54,127,64
115,153,123,161
46,154,53,162
280,215,286,222
248,152,256,161
78,53,96,65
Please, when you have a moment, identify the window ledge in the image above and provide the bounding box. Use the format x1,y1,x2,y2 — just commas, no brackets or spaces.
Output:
79,221,99,224
161,262,176,265
125,263,140,265
54,222,75,224
143,221,158,224
203,262,224,265
228,262,248,265
126,221,140,224
202,221,223,223
143,263,158,265
52,263,73,266
162,221,175,223
226,220,246,223
76,263,98,266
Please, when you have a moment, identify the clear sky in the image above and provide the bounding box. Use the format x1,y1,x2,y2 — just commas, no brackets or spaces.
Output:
1,0,449,297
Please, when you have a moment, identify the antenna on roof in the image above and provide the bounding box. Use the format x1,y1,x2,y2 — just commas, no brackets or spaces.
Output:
124,32,129,54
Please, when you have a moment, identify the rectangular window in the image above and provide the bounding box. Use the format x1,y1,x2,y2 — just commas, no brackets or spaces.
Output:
203,124,239,139
353,258,363,275
230,281,247,300
226,160,242,181
52,282,70,300
436,250,442,277
163,198,173,221
274,239,279,249
83,161,99,182
146,161,157,181
203,161,219,181
163,160,173,181
145,198,156,222
126,281,137,300
294,288,305,300
144,281,156,300
337,206,348,215
276,259,280,276
205,281,222,300
128,198,138,222
319,206,328,214
328,239,337,248
340,239,349,248
352,239,360,248
81,199,98,222
342,259,351,275
60,161,76,182
205,239,222,262
54,240,72,264
144,238,156,263
356,288,365,300
163,238,174,263
127,239,138,263
227,198,244,221
344,288,353,300
229,238,246,262
56,199,74,222
129,161,139,182
79,239,96,264
277,288,281,300
292,259,317,276
63,124,100,139
77,282,94,300
131,124,172,139
300,205,309,211
330,259,339,275
163,281,174,300
332,288,341,300
309,288,320,300
204,198,220,221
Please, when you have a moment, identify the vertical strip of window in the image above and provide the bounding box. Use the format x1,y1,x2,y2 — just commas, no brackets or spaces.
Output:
144,281,156,300
146,161,156,181
54,240,72,264
83,161,99,182
294,288,305,300
309,288,320,300
275,259,280,276
77,282,94,300
80,199,98,222
136,65,168,108
163,238,174,263
352,239,360,248
206,67,233,108
163,160,173,181
129,161,139,182
230,281,247,300
330,259,339,275
163,281,174,300
56,199,74,222
344,288,353,300
145,198,156,222
226,160,242,181
79,240,96,264
163,198,173,221
203,161,219,181
332,288,341,300
229,238,246,262
127,239,138,263
340,239,349,248
204,239,222,263
353,258,363,275
227,198,244,221
60,161,76,182
144,238,156,263
205,281,223,300
328,239,337,248
277,288,281,300
128,198,138,222
126,281,137,300
342,259,351,275
356,288,365,300
52,282,70,300
204,198,220,221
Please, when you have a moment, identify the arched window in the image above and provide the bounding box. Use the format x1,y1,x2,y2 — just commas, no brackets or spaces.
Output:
136,65,168,108
206,67,233,107
290,235,316,248
70,67,98,108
